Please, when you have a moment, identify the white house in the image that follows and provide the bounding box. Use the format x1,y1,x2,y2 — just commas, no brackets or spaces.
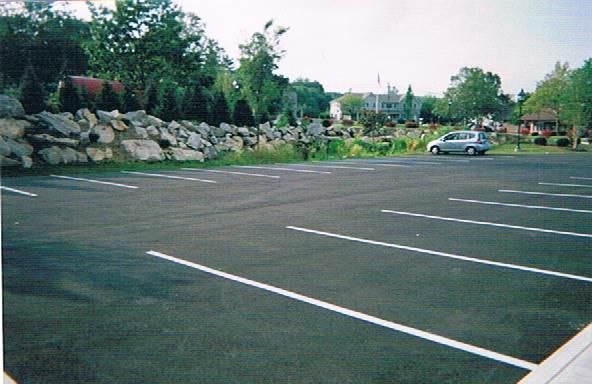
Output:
330,85,422,121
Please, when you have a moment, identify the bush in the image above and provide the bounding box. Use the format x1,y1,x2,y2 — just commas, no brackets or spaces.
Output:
341,119,354,126
531,132,539,136
533,137,547,146
520,127,530,135
322,119,332,128
428,123,439,130
405,120,419,128
541,130,554,137
556,138,570,147
385,121,397,128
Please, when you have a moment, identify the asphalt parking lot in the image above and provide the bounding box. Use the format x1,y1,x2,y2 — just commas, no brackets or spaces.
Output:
2,154,592,383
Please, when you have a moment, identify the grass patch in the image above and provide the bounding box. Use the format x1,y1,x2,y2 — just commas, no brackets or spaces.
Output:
488,143,591,155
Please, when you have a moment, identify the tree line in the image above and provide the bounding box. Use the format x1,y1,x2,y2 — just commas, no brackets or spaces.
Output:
0,0,332,125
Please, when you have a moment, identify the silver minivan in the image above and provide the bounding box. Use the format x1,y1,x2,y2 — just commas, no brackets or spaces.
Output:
427,131,490,155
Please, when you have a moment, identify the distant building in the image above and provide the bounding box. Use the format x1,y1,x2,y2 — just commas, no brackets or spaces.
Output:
58,76,126,100
520,109,566,134
329,85,422,120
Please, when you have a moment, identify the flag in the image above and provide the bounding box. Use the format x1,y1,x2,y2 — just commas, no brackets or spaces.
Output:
377,73,381,87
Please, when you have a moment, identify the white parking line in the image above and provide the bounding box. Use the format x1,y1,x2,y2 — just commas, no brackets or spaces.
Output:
499,189,592,200
373,159,443,165
285,226,592,283
539,182,592,188
0,186,37,197
448,198,592,214
293,164,375,171
50,174,139,189
381,210,592,239
146,249,539,371
570,176,592,181
181,168,280,179
328,161,412,168
121,171,217,183
236,166,331,174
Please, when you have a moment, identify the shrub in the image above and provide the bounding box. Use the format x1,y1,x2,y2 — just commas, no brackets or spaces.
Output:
520,127,530,135
531,132,539,136
385,121,397,128
556,138,570,147
533,137,547,146
322,119,332,128
405,120,419,128
428,123,439,130
341,119,354,126
541,130,554,137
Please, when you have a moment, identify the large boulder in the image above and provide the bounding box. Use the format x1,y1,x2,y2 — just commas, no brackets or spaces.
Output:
307,122,324,136
0,95,25,118
5,138,33,157
0,118,29,139
96,110,117,123
186,132,203,150
124,110,149,125
121,139,164,161
196,122,211,136
37,111,81,137
168,148,204,162
91,124,115,144
28,134,79,146
86,147,105,162
0,136,11,156
111,119,128,132
38,146,86,165
0,156,20,167
75,108,98,127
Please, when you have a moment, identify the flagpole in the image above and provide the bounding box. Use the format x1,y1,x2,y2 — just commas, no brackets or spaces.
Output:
375,73,380,114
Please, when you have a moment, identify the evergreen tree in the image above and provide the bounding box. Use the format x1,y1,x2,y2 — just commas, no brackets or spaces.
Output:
184,84,211,122
95,80,121,111
59,76,81,113
211,91,230,125
233,99,254,126
144,82,159,115
154,80,180,121
403,85,415,120
121,85,141,113
19,64,46,113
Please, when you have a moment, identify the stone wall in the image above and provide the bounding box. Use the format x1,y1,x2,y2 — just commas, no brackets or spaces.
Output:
0,95,433,169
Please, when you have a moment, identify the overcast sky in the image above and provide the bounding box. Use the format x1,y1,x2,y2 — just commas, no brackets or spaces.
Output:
63,0,591,96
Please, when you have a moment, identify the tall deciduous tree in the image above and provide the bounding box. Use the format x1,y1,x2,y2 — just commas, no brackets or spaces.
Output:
444,67,504,123
560,59,592,149
237,20,289,123
289,79,331,117
339,94,364,120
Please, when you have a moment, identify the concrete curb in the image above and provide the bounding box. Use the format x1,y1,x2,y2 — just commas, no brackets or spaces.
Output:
518,322,592,383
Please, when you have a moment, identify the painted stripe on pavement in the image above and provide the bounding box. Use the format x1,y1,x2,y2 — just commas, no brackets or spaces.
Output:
286,226,592,283
181,168,280,179
236,166,331,174
381,210,592,239
330,161,412,168
0,186,37,197
539,182,592,188
50,174,139,189
570,176,592,181
448,198,592,214
121,171,216,183
147,249,538,371
293,163,375,171
499,189,592,200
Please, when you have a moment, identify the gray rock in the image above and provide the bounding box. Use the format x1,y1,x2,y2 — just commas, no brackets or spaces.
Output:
180,120,198,132
0,155,20,167
186,132,203,150
29,134,79,146
220,122,233,134
0,95,25,118
145,115,164,128
212,126,226,137
0,118,29,139
307,122,324,136
209,135,219,145
124,110,148,125
76,151,88,163
225,136,244,151
60,147,79,164
160,130,177,146
243,136,257,147
38,146,63,165
77,119,90,131
237,127,250,136
20,156,33,168
96,110,116,123
168,121,182,131
196,122,211,136
86,147,105,162
37,111,81,137
168,148,204,162
6,138,33,157
121,139,164,161
105,147,113,159
91,124,115,144
203,146,218,160
146,125,160,137
133,126,149,139
0,136,11,156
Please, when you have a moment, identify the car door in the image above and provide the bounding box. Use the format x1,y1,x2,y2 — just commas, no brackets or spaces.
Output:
440,133,457,151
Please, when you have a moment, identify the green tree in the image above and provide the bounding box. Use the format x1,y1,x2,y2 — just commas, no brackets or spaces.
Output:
58,76,81,113
237,20,289,123
0,2,89,92
339,94,364,120
19,64,46,113
85,0,208,90
419,95,439,123
210,91,231,125
183,83,211,122
444,67,504,123
95,80,121,112
154,79,180,121
143,81,159,115
560,59,592,150
121,86,141,113
233,99,255,126
523,62,571,133
289,78,331,117
403,85,415,120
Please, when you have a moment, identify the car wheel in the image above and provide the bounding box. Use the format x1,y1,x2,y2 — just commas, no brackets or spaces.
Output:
466,147,477,156
430,146,440,155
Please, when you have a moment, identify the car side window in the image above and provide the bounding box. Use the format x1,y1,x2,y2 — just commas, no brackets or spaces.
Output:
457,133,468,140
479,133,486,140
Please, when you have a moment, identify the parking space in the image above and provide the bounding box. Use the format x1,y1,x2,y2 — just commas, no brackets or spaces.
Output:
2,154,591,383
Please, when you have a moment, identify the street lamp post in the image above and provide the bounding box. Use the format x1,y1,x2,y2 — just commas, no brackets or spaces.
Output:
515,89,526,152
448,100,452,126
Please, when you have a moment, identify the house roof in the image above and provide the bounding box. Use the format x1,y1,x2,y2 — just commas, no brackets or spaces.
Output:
521,109,558,122
66,76,125,98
